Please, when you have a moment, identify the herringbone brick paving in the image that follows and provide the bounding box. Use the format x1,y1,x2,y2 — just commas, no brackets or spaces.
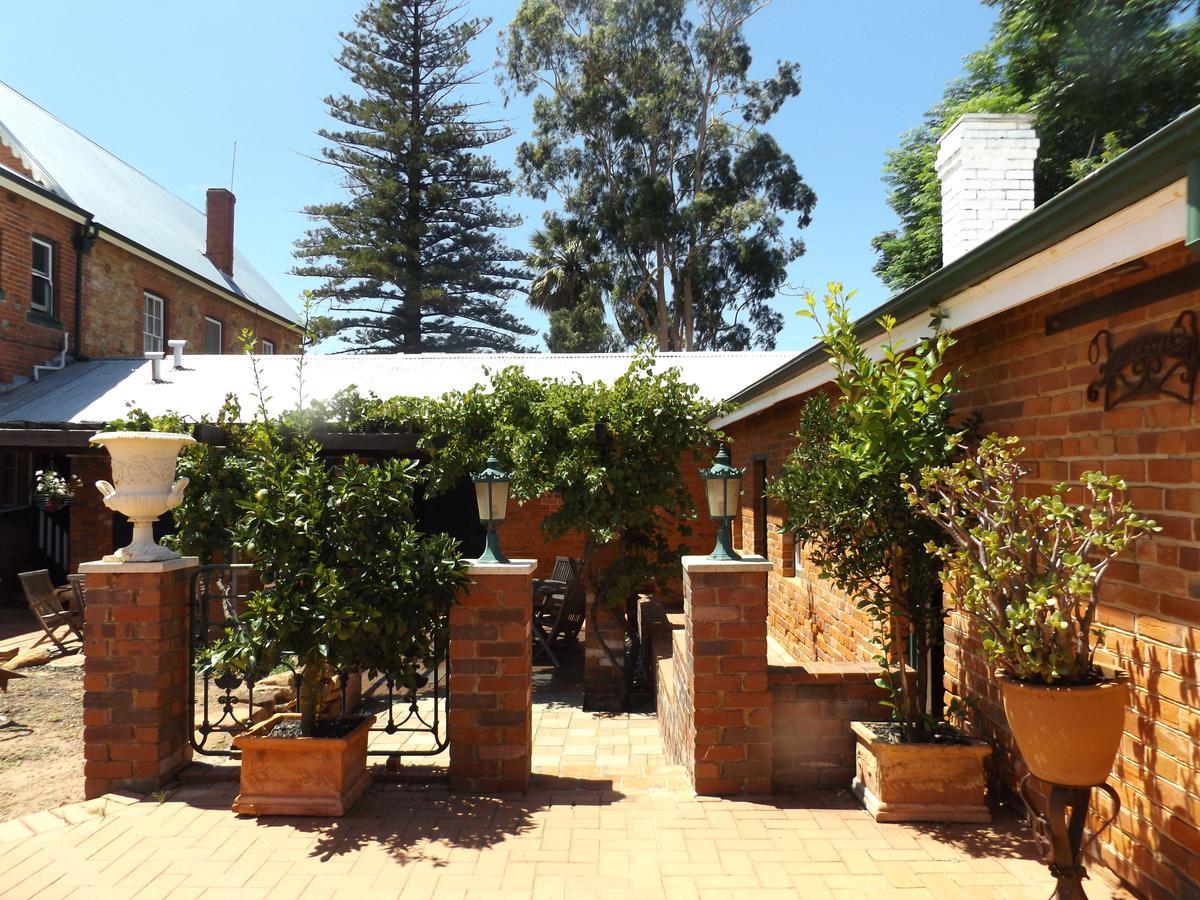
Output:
0,683,1128,899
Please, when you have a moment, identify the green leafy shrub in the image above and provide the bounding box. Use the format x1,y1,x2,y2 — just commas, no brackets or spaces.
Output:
907,435,1158,685
209,422,466,736
768,285,968,741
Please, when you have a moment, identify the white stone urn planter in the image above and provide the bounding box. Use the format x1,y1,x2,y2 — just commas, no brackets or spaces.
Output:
89,431,195,562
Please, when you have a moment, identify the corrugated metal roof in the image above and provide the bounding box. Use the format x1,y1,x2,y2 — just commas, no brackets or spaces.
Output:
0,81,300,325
0,352,796,426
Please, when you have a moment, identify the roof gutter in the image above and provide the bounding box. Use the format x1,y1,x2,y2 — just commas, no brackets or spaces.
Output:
726,103,1200,409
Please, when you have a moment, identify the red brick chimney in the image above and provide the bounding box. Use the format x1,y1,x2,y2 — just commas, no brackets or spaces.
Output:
205,188,235,276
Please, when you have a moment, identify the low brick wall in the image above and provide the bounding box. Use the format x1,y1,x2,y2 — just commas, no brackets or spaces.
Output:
770,660,888,790
652,588,888,793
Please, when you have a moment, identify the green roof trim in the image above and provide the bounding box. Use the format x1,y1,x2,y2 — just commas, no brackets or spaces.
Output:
728,104,1200,408
1188,158,1200,253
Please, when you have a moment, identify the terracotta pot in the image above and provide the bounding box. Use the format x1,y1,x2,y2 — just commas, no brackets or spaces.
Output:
998,671,1128,787
231,712,375,816
851,721,992,823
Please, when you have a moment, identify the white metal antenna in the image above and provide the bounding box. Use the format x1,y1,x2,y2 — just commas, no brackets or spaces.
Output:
229,141,238,191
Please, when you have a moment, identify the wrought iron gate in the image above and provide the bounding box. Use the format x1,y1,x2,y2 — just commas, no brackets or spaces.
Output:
189,563,449,759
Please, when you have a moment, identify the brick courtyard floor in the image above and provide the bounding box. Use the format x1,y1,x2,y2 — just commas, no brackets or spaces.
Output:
0,679,1127,900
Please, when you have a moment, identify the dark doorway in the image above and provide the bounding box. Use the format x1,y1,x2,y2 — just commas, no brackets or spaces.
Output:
753,458,768,558
415,476,485,558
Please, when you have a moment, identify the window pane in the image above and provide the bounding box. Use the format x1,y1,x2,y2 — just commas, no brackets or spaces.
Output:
261,340,274,355
143,295,164,353
204,318,222,354
31,240,50,275
31,240,52,313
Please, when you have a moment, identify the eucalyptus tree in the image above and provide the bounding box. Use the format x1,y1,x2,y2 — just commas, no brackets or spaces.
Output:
502,0,816,351
295,0,535,353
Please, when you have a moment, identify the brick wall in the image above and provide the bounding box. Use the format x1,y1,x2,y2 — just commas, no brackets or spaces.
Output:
728,240,1200,898
770,661,888,790
83,240,298,359
723,395,878,664
500,458,719,596
944,241,1200,897
0,176,81,385
69,455,114,573
0,149,298,386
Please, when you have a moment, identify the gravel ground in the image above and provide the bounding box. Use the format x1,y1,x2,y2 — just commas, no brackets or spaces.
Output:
0,664,85,821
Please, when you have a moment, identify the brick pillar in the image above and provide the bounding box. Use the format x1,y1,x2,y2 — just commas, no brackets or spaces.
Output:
80,557,198,800
448,559,535,793
683,554,772,795
68,455,114,575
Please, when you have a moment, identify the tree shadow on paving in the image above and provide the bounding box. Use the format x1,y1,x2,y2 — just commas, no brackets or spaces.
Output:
253,773,626,865
906,807,1041,860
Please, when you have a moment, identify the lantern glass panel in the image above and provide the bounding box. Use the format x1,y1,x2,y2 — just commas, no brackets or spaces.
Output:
704,477,727,519
475,481,508,522
723,477,741,515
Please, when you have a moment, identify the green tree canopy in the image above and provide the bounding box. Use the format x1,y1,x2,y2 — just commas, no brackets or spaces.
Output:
502,0,816,351
872,0,1200,291
294,0,535,353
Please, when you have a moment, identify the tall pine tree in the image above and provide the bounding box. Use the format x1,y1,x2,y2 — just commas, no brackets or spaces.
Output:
295,0,535,353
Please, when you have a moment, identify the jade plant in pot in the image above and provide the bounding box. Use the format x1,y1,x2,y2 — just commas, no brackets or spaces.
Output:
907,434,1158,788
208,429,466,816
769,286,990,823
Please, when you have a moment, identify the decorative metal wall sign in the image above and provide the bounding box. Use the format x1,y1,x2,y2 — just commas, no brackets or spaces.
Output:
1086,310,1199,410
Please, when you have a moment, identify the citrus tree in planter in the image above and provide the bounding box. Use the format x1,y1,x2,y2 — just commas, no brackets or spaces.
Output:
907,434,1158,788
208,423,467,816
768,285,990,823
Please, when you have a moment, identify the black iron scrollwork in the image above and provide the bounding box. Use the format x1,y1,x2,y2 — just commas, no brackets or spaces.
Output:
1086,310,1199,411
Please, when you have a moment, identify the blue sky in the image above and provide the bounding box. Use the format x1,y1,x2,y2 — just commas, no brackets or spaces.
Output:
1,0,995,351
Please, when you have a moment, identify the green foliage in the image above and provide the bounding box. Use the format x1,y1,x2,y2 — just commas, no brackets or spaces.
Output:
415,347,721,605
294,0,534,352
502,0,815,350
209,427,466,735
545,302,624,353
907,435,1159,685
767,285,968,741
873,1,1200,290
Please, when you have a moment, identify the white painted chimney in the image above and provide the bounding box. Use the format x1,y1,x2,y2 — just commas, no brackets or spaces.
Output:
935,113,1038,265
168,339,187,370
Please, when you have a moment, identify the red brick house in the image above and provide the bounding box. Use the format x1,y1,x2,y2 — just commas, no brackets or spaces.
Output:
0,81,301,588
718,109,1200,897
0,80,301,387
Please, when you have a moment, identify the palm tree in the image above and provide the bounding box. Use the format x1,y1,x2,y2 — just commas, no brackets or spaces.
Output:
526,217,610,313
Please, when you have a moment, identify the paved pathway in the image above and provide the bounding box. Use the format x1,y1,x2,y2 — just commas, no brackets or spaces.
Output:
0,683,1127,899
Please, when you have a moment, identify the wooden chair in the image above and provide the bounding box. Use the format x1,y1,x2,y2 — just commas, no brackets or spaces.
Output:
18,569,83,654
66,574,87,621
532,557,585,669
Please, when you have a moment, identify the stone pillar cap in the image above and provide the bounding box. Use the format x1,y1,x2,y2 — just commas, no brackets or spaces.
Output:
682,555,771,573
467,559,537,576
79,557,200,574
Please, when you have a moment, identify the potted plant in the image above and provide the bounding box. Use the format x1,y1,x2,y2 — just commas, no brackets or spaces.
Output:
209,427,466,816
769,286,990,823
907,435,1157,787
31,468,82,512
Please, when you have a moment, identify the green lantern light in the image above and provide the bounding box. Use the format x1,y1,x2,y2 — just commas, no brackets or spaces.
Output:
472,453,511,564
700,444,744,561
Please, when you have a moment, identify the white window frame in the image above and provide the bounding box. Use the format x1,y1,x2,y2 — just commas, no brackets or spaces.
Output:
31,237,54,314
143,292,165,353
261,339,275,355
204,316,223,354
